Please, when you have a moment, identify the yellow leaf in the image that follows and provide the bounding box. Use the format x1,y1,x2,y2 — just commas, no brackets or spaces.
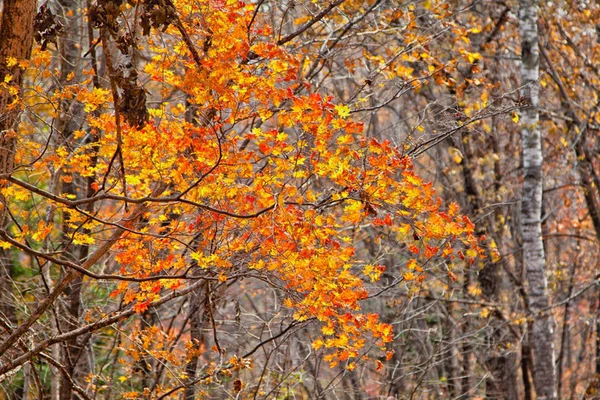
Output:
448,147,463,164
322,325,335,335
467,52,481,63
511,112,519,123
73,233,95,245
6,57,17,68
148,108,164,117
190,252,202,262
403,271,415,281
335,104,350,118
491,248,501,263
480,91,488,107
560,137,568,147
468,284,482,296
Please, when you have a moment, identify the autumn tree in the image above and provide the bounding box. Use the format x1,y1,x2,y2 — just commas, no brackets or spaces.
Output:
0,0,483,398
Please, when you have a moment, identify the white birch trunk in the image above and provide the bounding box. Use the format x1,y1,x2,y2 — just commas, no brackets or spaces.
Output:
518,1,557,399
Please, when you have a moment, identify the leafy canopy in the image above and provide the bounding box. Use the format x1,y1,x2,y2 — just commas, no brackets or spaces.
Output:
5,0,479,384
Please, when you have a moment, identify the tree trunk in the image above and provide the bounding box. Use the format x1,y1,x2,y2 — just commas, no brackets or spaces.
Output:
0,0,36,362
0,0,36,155
518,1,557,399
54,1,90,396
522,339,534,400
183,282,209,399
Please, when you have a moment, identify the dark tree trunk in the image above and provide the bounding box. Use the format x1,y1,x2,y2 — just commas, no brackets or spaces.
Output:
183,282,209,399
0,0,36,350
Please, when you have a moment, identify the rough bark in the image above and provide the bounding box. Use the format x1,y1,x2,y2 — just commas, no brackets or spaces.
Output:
0,0,35,161
183,282,209,399
0,0,36,369
518,1,558,399
522,339,534,400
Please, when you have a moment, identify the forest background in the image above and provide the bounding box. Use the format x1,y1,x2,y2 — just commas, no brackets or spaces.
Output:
0,0,599,399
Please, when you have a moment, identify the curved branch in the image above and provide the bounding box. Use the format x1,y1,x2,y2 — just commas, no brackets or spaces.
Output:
277,0,346,46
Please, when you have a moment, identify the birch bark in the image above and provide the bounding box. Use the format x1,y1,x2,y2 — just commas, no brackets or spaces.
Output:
519,1,557,399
